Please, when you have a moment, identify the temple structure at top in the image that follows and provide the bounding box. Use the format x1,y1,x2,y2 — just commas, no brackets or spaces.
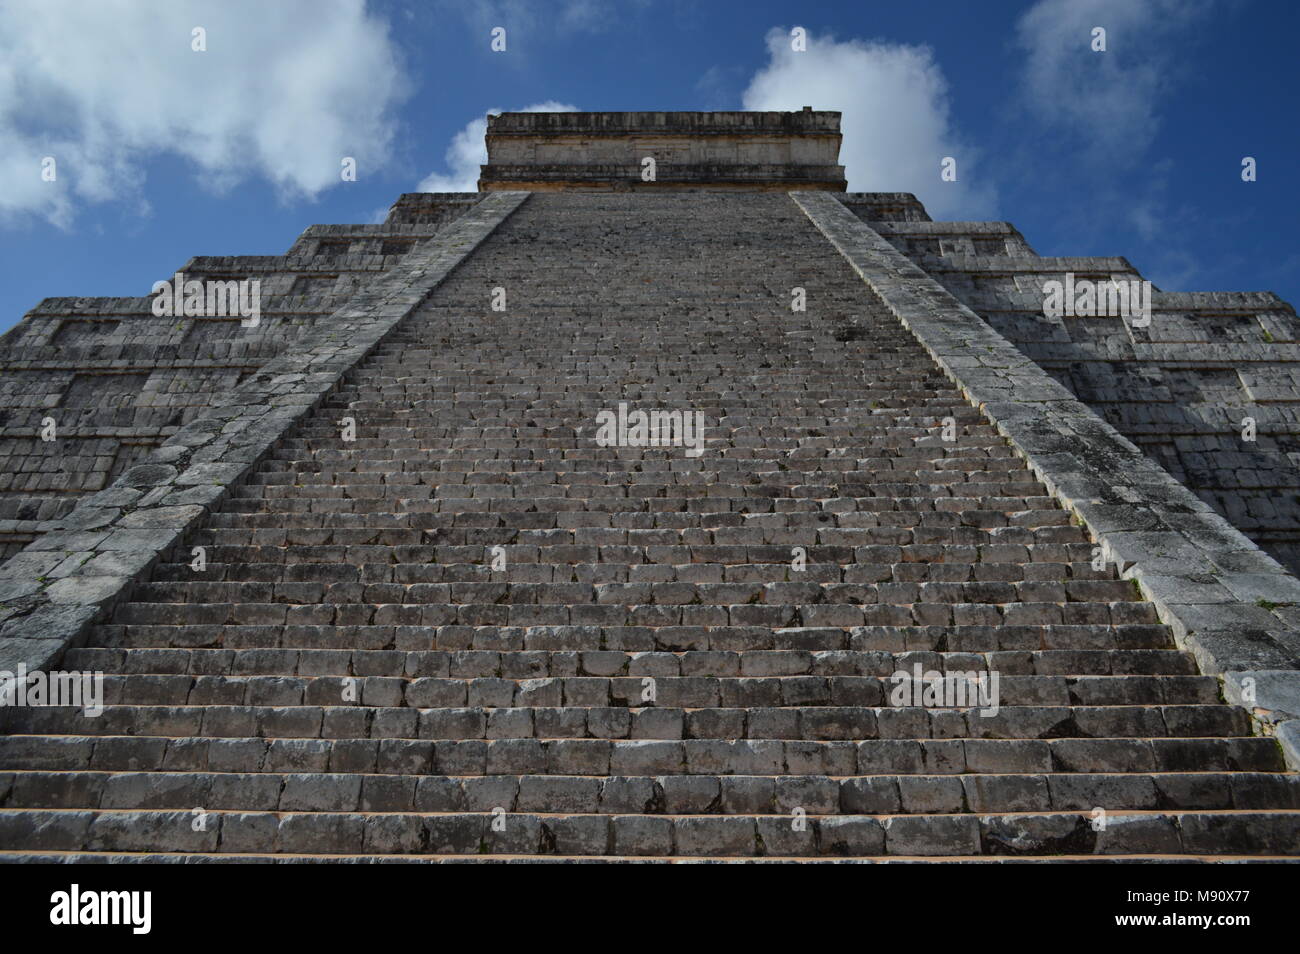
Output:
477,108,848,191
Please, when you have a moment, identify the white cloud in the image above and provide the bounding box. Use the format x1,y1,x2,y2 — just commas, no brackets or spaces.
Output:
418,101,578,193
1015,0,1213,158
0,0,407,228
741,28,994,220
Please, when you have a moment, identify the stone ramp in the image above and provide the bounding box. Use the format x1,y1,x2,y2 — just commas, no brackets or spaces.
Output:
1,192,1297,860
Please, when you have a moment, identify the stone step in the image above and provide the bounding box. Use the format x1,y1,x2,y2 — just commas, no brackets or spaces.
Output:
4,771,1298,813
2,808,1296,857
104,601,1159,629
52,673,1224,709
0,704,1254,741
6,852,1296,863
146,560,1123,585
204,498,1074,520
88,623,1175,652
221,481,1054,498
1,735,1283,775
172,542,1106,566
63,646,1201,678
125,579,1141,606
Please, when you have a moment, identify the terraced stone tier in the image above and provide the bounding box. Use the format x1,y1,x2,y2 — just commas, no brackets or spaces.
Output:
2,192,1296,862
0,197,479,562
867,213,1300,578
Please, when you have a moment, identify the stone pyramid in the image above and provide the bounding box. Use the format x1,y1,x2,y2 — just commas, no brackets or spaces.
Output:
0,111,1297,861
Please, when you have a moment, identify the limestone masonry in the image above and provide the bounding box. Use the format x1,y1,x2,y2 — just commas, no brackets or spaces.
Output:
0,111,1297,861
479,109,847,191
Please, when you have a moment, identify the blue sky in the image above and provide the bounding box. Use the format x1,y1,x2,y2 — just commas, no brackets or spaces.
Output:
1,0,1296,333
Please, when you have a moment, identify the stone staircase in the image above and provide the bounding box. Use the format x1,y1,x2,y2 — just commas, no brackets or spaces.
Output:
1,192,1297,861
